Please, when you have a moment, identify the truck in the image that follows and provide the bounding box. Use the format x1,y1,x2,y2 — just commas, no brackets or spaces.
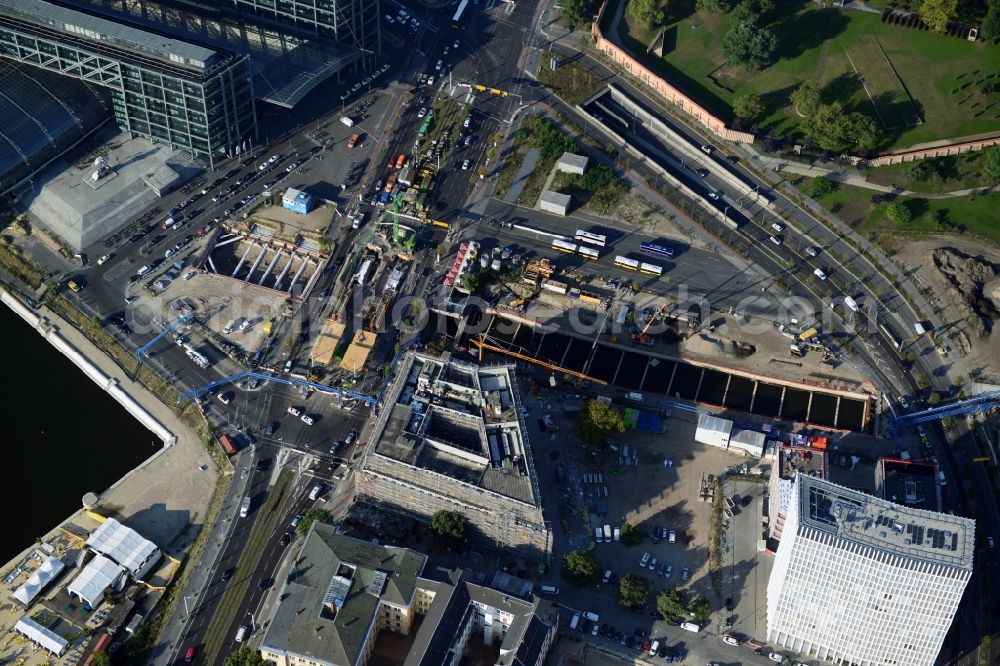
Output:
384,173,397,193
347,133,360,149
223,318,239,334
240,496,251,518
218,434,239,456
340,116,354,127
569,613,581,631
395,153,406,169
398,166,413,187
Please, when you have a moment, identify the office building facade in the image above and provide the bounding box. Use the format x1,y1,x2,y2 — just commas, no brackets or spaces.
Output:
767,474,974,666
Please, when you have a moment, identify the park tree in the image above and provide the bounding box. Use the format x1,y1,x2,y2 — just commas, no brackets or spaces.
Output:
886,202,912,225
297,508,333,536
618,574,650,607
225,647,267,666
626,0,667,30
928,392,941,405
91,652,110,666
460,271,481,294
561,0,589,29
790,81,822,118
983,145,1000,181
733,92,766,122
430,510,468,545
689,597,711,622
696,0,733,11
809,176,835,197
656,589,688,621
722,18,777,70
919,0,957,32
561,549,602,586
574,399,626,446
619,522,645,546
850,112,881,150
982,0,1000,40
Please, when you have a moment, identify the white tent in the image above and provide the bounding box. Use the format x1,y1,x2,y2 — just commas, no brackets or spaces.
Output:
12,556,65,606
67,555,122,609
695,414,733,449
730,429,766,458
85,517,160,580
13,616,68,655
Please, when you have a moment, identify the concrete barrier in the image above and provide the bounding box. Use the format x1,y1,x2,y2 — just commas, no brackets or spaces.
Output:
2,288,178,447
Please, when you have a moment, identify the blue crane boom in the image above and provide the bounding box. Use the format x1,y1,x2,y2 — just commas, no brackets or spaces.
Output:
179,370,378,406
136,314,192,363
893,390,1000,428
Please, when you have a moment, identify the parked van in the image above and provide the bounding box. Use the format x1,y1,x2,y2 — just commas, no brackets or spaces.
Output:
539,585,559,595
240,496,251,518
569,613,581,631
235,625,248,643
583,611,599,623
224,318,239,334
649,640,660,656
594,527,603,543
625,391,644,401
136,265,151,277
603,525,612,541
602,569,612,583
844,295,859,312
340,116,355,127
680,621,700,633
310,484,323,500
613,527,621,541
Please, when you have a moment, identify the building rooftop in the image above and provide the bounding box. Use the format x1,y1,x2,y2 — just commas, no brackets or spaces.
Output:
372,353,540,506
877,458,942,512
796,474,974,569
538,190,571,207
0,0,220,68
557,152,589,171
261,523,427,666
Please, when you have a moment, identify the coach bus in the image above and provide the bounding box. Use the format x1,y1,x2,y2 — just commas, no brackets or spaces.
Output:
640,241,674,259
575,230,607,247
552,238,577,254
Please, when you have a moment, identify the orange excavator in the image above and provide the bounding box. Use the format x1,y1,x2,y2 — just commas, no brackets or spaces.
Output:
631,303,669,347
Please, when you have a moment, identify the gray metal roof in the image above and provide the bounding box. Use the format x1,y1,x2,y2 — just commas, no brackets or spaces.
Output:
0,0,220,67
797,474,975,569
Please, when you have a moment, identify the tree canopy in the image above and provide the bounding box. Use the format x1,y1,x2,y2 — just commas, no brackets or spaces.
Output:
574,399,626,446
809,176,835,198
430,510,468,545
626,0,667,31
656,588,688,621
619,522,645,546
561,0,588,29
561,549,602,586
886,202,912,225
618,574,650,607
91,652,110,666
689,597,711,622
696,0,733,11
803,101,880,152
982,0,1000,40
733,92,766,122
983,146,1000,181
297,508,333,536
225,647,267,666
790,81,822,118
722,18,778,70
919,0,957,32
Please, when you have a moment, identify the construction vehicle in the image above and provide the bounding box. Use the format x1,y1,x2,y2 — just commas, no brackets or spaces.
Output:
347,134,360,149
384,173,397,193
631,303,669,347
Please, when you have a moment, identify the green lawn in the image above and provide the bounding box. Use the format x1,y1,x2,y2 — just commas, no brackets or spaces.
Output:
813,183,1000,243
616,0,1000,149
864,152,991,193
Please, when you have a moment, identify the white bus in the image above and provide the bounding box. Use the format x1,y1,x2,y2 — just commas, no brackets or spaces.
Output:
639,262,663,276
575,230,607,247
614,255,640,270
576,246,600,260
551,238,577,254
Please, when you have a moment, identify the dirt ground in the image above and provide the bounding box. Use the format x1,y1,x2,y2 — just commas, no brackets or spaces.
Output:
891,237,1000,382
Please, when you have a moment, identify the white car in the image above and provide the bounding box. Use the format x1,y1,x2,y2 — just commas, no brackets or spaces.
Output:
708,190,722,200
287,406,302,417
427,76,435,85
680,567,689,581
722,634,740,646
454,39,460,48
771,222,785,232
813,267,828,280
418,107,428,118
461,159,471,170
989,536,995,548
443,46,450,55
217,393,231,405
768,653,784,663
806,246,820,257
97,254,111,265
648,557,657,571
770,235,783,246
301,414,315,426
164,248,175,258
435,59,443,71
700,144,714,154
183,271,196,281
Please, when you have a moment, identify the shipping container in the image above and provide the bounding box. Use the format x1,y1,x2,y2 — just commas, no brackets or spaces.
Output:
219,434,239,456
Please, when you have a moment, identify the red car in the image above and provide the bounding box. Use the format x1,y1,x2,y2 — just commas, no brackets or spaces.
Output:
185,646,196,662
642,639,651,653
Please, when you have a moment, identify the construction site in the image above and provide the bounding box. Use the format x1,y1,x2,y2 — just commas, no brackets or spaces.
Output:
357,351,551,560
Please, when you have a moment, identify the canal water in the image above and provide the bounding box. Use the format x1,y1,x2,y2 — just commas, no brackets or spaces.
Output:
1,302,161,564
478,315,867,431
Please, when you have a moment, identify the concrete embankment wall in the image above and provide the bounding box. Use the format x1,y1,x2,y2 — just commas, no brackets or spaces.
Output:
1,289,177,446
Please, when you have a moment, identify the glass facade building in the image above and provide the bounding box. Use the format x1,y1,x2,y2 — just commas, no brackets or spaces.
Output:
767,474,974,666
